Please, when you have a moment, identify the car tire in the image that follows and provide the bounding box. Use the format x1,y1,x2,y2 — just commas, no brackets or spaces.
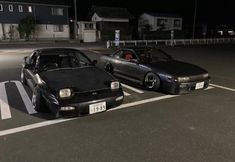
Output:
21,71,27,85
32,86,46,112
105,63,113,74
144,72,161,91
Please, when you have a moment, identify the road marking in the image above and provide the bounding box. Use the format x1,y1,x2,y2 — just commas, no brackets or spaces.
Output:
0,82,12,120
109,95,178,111
0,118,75,137
121,83,144,94
0,85,214,136
13,81,36,114
88,49,100,54
210,84,235,92
123,91,131,96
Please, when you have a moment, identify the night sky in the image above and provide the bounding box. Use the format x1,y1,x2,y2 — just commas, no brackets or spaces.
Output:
69,0,234,26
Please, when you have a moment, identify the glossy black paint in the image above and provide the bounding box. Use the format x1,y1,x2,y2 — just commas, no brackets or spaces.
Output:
21,48,123,117
100,47,211,94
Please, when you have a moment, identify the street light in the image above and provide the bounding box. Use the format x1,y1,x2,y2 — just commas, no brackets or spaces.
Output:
192,0,198,39
74,0,78,40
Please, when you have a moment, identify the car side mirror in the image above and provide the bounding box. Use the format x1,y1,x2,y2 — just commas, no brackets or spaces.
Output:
24,56,30,65
92,60,98,66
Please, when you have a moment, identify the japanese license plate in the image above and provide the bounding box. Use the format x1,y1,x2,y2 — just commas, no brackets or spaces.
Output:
195,82,204,90
89,102,106,114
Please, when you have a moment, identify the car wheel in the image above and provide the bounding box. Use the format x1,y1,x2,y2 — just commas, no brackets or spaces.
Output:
32,86,46,112
105,63,113,74
144,72,161,90
21,71,27,85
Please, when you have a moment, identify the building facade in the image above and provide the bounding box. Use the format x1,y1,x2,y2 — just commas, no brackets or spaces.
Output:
0,0,70,40
138,13,183,32
89,6,134,41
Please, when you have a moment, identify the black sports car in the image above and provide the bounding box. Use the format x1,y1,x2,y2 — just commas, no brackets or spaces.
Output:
100,47,211,94
21,48,123,117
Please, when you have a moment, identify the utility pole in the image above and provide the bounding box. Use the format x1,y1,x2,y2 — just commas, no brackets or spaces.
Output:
192,0,198,39
74,0,78,40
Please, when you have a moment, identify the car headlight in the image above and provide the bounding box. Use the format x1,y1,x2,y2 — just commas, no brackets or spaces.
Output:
59,88,72,98
177,77,190,82
203,73,209,78
111,81,120,90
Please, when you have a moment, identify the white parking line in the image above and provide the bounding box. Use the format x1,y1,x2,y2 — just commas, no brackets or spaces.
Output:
0,85,214,136
121,83,144,94
0,82,12,120
0,118,75,137
210,84,235,92
13,81,37,114
123,91,131,96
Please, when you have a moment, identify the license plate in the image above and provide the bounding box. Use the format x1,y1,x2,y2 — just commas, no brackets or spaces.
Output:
89,102,106,114
195,82,204,90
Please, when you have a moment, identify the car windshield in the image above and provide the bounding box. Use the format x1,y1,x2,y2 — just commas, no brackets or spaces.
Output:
135,49,171,63
38,51,91,72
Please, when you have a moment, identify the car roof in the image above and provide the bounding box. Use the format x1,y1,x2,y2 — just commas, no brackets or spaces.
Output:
34,48,80,55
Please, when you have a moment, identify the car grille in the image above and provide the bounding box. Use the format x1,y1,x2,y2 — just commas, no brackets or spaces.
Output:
71,88,113,103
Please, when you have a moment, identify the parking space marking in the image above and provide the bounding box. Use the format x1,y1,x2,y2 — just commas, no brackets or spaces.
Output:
0,82,12,120
0,118,75,137
14,81,36,114
123,91,131,96
121,83,144,94
210,84,235,92
0,85,214,136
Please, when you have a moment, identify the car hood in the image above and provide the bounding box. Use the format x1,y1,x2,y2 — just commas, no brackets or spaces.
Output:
147,60,208,76
39,66,114,92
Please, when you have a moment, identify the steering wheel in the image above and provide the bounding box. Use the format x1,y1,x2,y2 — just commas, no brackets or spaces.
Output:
42,63,58,71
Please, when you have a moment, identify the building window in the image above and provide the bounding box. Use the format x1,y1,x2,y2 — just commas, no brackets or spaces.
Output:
19,5,23,12
157,19,165,26
174,19,181,27
0,4,3,11
9,5,13,12
84,23,94,30
28,6,32,13
54,25,64,32
51,8,63,16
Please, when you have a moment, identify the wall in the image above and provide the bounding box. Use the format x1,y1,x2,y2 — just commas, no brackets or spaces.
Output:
35,24,69,39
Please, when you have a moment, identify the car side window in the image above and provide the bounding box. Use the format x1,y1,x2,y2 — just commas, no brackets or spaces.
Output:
113,50,123,59
121,50,137,61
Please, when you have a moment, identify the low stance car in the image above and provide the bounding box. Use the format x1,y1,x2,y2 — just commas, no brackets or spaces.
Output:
21,48,123,117
101,47,210,94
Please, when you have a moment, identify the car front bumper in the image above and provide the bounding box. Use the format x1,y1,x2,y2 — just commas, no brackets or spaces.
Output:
45,92,124,117
162,78,211,94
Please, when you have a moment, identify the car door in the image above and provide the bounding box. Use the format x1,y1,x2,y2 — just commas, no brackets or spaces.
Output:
24,53,39,90
115,50,144,84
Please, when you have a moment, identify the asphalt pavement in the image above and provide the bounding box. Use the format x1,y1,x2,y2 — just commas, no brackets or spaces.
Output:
0,44,235,162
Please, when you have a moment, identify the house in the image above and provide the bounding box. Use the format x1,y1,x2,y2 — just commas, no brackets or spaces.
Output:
0,0,70,40
138,13,183,32
77,21,97,42
88,6,134,41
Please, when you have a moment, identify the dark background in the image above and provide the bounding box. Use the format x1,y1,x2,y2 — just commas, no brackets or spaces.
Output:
69,0,234,26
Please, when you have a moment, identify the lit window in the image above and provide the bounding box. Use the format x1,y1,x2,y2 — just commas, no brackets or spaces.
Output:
28,6,32,12
0,4,3,11
157,19,165,26
54,25,64,32
9,5,13,12
51,8,63,16
19,5,23,12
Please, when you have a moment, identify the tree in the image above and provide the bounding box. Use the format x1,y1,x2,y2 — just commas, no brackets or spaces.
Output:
17,16,36,40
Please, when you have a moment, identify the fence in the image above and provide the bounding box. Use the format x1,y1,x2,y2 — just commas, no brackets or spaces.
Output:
106,38,235,48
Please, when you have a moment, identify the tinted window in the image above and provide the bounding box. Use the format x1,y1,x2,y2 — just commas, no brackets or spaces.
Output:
38,51,91,71
135,49,170,63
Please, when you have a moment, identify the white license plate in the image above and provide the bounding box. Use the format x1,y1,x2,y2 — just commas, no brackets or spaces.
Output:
195,82,204,90
89,102,106,114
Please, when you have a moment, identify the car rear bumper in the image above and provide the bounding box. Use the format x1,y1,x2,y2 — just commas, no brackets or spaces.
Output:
163,78,211,94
